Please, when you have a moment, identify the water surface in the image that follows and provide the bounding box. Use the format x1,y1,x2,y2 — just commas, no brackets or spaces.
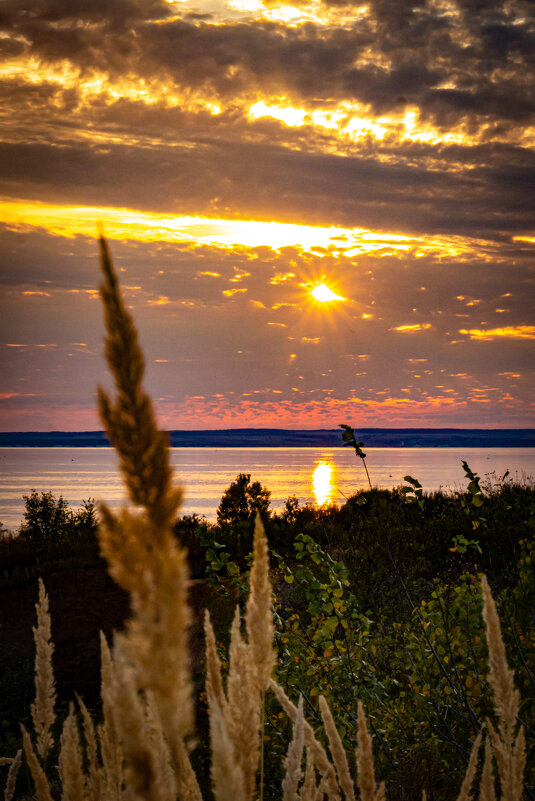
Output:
1,446,533,530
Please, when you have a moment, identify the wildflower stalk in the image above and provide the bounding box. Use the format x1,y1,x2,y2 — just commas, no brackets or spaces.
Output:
339,424,372,491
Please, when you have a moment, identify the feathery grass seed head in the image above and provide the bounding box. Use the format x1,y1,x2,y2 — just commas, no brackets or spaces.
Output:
245,515,275,694
319,695,355,801
282,695,305,801
21,726,54,801
59,705,85,801
3,749,22,801
31,579,56,762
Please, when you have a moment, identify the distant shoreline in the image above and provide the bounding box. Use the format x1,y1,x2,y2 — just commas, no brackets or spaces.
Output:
1,428,534,448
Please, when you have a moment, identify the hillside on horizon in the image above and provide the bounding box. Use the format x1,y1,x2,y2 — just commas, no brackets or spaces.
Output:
1,428,534,448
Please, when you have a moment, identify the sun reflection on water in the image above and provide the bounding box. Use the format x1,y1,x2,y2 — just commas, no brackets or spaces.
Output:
312,461,335,506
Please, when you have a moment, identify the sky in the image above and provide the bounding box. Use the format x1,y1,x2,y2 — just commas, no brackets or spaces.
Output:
0,0,534,431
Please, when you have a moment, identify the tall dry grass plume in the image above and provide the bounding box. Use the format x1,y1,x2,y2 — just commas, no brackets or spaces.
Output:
481,576,526,801
30,579,56,763
15,238,527,801
1,751,22,801
203,514,276,801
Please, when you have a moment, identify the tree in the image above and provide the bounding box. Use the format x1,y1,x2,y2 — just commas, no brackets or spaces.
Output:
73,498,98,531
216,473,270,531
19,491,97,543
20,490,71,541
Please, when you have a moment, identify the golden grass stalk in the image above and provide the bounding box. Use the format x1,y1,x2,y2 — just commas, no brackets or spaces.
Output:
300,749,317,801
282,695,305,801
245,515,276,695
110,652,164,801
146,690,178,801
97,236,195,778
58,704,85,801
204,612,227,714
270,681,340,800
319,695,355,801
30,579,56,762
455,731,482,801
21,727,53,801
207,693,247,801
97,236,181,527
314,774,333,801
481,577,518,744
227,608,261,799
3,749,22,801
98,633,123,801
356,701,385,801
479,738,497,801
98,511,193,751
204,519,273,801
103,640,193,801
172,739,204,801
481,576,526,801
76,695,101,801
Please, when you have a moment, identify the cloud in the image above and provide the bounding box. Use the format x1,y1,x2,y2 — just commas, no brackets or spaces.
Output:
1,0,533,128
459,326,535,340
393,323,432,333
1,136,534,238
0,0,534,428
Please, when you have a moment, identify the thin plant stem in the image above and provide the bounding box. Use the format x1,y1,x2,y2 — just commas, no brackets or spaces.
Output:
259,690,265,801
362,458,372,492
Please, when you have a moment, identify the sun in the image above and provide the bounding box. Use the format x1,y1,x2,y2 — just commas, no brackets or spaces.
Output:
311,283,346,302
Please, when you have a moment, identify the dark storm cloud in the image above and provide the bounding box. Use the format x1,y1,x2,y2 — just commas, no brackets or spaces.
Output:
1,0,534,125
1,135,534,237
0,0,169,30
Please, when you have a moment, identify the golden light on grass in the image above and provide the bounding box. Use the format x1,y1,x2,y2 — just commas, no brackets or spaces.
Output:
312,461,334,506
311,283,345,302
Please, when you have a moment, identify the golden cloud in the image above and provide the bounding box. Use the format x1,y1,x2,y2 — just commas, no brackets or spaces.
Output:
459,327,535,340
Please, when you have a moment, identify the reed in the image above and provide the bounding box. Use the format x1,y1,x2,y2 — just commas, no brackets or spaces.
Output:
2,750,21,801
30,579,55,763
12,239,527,801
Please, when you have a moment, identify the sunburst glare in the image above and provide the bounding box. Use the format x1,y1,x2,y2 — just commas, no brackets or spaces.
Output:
311,283,346,302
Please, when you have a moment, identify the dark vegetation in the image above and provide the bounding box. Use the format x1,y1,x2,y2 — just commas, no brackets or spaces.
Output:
0,459,534,800
0,491,100,583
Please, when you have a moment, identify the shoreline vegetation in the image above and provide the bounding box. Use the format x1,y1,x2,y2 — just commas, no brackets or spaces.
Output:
1,471,533,798
0,239,533,800
1,428,535,448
